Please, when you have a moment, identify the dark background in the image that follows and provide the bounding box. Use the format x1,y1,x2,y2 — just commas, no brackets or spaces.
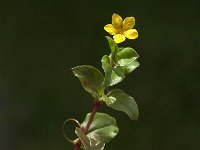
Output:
1,0,200,150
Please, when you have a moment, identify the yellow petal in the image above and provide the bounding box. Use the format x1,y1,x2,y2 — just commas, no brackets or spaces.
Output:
112,13,123,30
123,29,138,39
113,34,126,43
123,17,135,31
104,24,118,35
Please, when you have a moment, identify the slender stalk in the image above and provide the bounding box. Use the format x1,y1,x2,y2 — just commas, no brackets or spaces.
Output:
74,100,102,150
74,141,81,150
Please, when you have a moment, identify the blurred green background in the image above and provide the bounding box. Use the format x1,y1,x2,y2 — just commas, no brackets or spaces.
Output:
1,0,200,149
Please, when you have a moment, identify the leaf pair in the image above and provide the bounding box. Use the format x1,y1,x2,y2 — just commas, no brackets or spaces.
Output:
75,113,119,150
102,36,140,87
72,65,139,121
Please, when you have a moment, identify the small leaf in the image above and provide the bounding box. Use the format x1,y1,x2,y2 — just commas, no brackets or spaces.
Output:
102,46,139,87
72,65,105,99
102,93,116,105
101,55,125,87
101,55,112,87
117,47,139,66
107,89,139,121
110,67,125,86
75,127,105,150
122,60,140,75
105,36,118,64
81,113,119,143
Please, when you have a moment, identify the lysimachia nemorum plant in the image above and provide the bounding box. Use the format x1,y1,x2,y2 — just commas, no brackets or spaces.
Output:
63,13,140,150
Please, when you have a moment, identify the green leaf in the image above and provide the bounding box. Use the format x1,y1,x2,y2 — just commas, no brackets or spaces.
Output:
101,55,125,87
102,46,140,87
117,47,139,66
106,89,139,121
72,65,105,99
81,113,119,143
75,127,105,150
101,55,112,87
102,93,116,105
105,36,118,64
110,66,125,86
116,47,140,75
122,60,140,75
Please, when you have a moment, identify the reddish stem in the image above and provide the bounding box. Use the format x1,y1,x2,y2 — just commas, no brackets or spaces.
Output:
74,100,102,150
74,141,81,150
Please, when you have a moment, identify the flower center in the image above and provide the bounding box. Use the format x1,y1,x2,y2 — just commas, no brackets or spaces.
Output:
117,28,124,34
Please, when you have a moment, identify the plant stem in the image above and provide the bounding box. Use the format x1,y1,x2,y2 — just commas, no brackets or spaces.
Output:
74,100,102,150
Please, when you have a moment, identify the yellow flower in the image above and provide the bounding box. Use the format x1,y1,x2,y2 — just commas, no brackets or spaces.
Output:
104,13,138,44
